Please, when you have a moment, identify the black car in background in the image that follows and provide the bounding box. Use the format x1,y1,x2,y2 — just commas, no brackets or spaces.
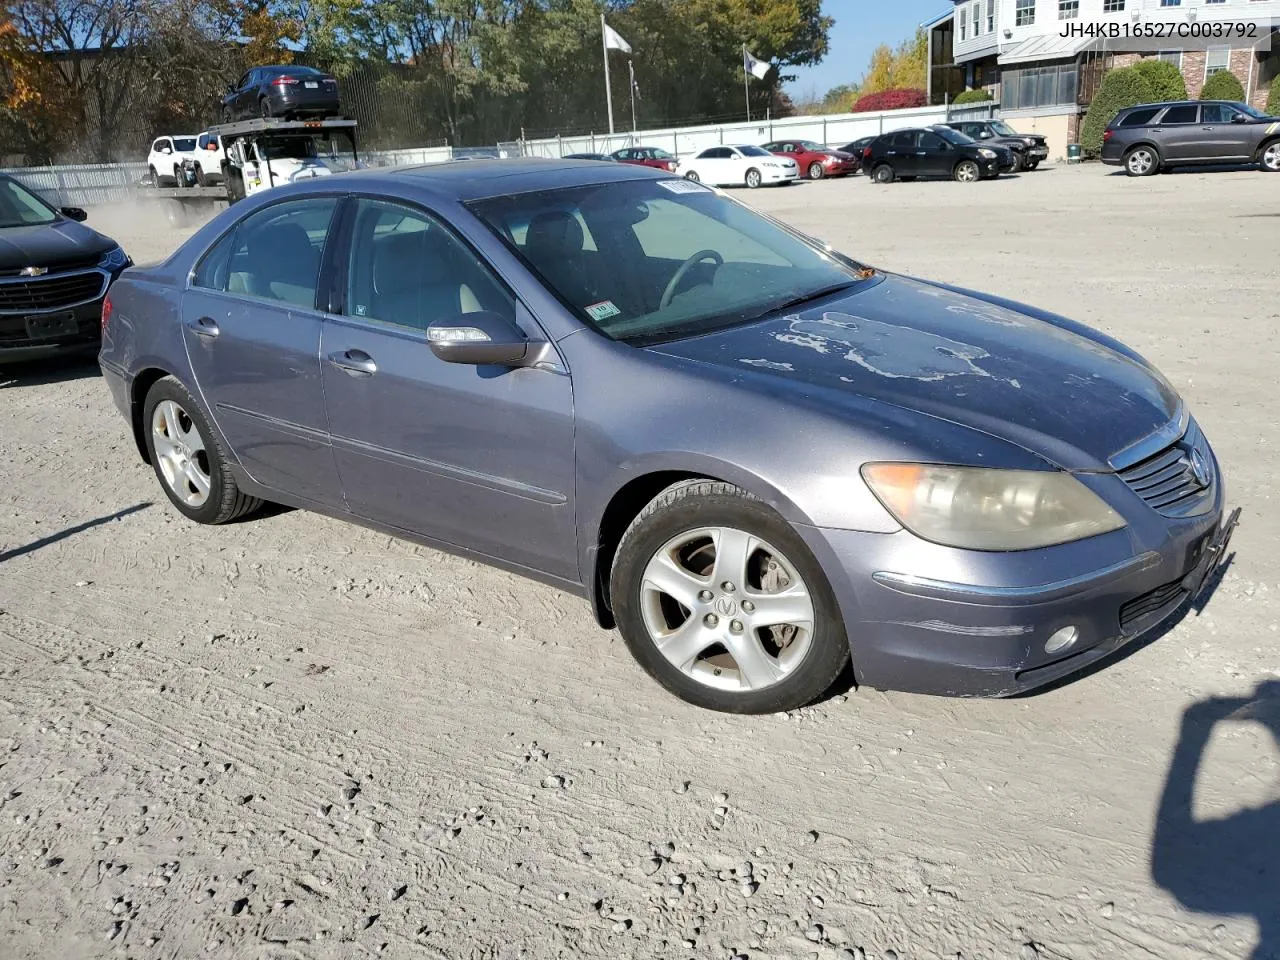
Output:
0,174,130,363
221,65,340,121
1101,99,1280,176
945,119,1049,171
863,125,1014,183
838,136,877,172
563,153,617,161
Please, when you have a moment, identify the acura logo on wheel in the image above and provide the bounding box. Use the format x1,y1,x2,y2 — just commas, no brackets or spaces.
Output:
714,596,738,617
1189,449,1211,488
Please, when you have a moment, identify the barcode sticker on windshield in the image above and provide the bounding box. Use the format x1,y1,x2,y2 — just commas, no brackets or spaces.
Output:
657,178,710,194
585,300,621,321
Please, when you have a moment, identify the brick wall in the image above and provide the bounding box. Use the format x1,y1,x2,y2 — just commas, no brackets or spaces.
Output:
1180,50,1209,98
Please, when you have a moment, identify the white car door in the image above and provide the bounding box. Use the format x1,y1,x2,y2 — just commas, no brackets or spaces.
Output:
702,147,735,184
147,137,175,182
721,147,748,184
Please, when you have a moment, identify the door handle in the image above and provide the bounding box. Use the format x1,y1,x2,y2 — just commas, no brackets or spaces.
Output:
916,150,926,155
327,349,377,377
186,316,220,338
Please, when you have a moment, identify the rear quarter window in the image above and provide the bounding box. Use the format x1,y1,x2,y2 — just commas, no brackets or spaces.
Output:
1119,108,1160,127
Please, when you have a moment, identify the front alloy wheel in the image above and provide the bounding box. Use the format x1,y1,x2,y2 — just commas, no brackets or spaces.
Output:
610,480,849,714
871,164,894,184
745,168,762,188
684,170,700,182
808,161,825,180
1261,141,1280,172
954,160,979,182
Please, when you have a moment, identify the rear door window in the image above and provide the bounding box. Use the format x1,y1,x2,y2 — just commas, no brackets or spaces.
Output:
1159,104,1199,125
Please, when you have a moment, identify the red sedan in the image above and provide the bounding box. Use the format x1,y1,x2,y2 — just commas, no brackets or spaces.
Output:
610,146,679,172
761,140,858,180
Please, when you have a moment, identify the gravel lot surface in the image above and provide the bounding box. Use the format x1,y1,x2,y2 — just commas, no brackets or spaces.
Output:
2,163,1278,960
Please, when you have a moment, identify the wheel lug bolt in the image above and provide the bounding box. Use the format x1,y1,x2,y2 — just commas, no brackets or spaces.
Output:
721,581,735,592
729,620,744,634
703,613,719,628
698,590,714,602
741,600,754,613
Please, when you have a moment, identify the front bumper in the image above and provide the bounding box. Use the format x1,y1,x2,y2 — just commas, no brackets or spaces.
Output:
800,485,1236,698
1100,142,1124,165
762,168,800,183
978,158,1002,177
0,281,114,363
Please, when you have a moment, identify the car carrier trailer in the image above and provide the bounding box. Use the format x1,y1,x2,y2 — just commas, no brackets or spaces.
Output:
138,117,360,225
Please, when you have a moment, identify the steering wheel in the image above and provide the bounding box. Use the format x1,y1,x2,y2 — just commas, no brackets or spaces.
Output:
659,249,724,310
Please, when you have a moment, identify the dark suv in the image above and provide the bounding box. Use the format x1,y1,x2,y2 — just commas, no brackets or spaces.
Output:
946,120,1048,171
863,125,1014,183
1102,99,1280,176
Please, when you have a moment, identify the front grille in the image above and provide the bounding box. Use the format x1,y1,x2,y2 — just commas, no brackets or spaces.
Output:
0,257,101,279
0,270,106,314
1119,578,1188,632
1117,418,1215,518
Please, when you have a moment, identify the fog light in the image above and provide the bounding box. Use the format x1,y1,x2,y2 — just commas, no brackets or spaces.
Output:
1045,625,1079,655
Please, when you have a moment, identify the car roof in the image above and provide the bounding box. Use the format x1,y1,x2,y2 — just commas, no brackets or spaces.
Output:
354,157,676,201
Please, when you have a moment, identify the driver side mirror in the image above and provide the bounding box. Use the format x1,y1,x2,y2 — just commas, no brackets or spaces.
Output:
1231,114,1248,123
60,206,87,222
428,311,531,366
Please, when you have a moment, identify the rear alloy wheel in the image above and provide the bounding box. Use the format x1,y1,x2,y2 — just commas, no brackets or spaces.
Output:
1125,146,1158,177
744,168,762,188
610,480,850,714
807,161,825,180
144,377,261,525
871,164,895,184
1260,141,1280,172
954,159,980,182
684,170,700,182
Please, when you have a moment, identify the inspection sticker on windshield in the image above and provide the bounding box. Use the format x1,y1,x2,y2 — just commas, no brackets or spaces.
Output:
584,300,622,322
657,178,710,194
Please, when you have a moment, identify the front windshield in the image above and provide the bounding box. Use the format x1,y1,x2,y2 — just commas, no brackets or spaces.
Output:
650,148,674,159
259,137,319,160
1232,101,1267,118
0,177,58,228
989,121,1018,136
935,126,974,145
798,141,825,151
738,145,772,157
173,137,197,151
467,178,871,346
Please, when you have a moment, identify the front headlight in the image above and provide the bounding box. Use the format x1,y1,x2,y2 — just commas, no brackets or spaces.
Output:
98,245,130,270
977,148,997,159
861,463,1125,551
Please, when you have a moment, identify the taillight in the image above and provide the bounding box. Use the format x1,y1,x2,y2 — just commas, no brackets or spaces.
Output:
101,293,113,334
1102,129,1113,141
862,146,872,159
271,76,299,86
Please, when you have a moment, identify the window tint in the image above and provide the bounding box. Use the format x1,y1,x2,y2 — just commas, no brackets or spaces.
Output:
890,131,917,148
220,197,337,307
1120,107,1160,126
345,198,514,333
1200,103,1239,123
1160,104,1198,124
920,133,947,151
191,230,236,291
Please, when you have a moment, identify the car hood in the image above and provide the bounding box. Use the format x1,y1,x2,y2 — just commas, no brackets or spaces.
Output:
0,218,116,271
644,274,1180,471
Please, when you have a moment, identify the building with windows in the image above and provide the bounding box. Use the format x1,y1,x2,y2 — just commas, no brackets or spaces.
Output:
931,0,1280,159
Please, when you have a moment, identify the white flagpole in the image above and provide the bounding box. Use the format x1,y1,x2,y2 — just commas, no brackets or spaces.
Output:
743,44,751,122
629,59,637,133
602,14,615,135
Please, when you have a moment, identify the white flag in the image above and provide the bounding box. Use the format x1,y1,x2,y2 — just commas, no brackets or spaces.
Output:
603,21,632,53
743,47,771,80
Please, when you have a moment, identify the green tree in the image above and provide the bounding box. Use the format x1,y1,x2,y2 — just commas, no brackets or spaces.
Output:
1080,66,1153,155
1132,58,1187,101
1200,68,1245,101
1269,75,1280,115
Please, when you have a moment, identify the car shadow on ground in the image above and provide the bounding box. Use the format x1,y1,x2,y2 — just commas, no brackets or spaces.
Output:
0,502,152,563
0,353,100,389
1150,679,1280,960
1107,162,1262,176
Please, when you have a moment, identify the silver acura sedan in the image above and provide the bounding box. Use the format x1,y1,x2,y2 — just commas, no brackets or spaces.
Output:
98,158,1237,714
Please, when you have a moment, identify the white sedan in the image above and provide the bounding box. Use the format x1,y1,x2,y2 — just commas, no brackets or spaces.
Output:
677,144,799,188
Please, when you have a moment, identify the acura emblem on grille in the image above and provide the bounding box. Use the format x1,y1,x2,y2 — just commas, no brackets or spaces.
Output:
1189,449,1211,488
19,266,48,277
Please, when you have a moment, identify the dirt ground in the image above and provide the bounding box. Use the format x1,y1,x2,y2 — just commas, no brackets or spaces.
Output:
2,163,1278,960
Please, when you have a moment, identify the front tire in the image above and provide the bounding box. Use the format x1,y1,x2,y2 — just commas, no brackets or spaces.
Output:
871,163,895,184
745,168,762,188
684,170,700,182
194,163,207,186
143,377,262,525
1260,140,1280,173
1124,145,1159,177
954,159,979,182
807,161,825,180
610,480,850,714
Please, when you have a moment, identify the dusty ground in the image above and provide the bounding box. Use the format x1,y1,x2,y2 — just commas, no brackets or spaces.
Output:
2,164,1278,960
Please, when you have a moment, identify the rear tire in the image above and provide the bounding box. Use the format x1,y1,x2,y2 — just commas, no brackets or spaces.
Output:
1124,145,1159,176
259,97,273,119
610,480,850,714
194,163,207,187
143,377,262,525
173,164,184,188
871,164,895,184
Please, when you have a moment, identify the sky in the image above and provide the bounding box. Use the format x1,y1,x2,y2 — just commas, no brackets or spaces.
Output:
784,0,952,100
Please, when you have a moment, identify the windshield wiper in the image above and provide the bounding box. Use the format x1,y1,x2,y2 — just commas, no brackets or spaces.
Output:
749,281,861,321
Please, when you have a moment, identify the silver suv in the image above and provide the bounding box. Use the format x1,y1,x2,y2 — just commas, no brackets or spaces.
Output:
1101,99,1280,176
